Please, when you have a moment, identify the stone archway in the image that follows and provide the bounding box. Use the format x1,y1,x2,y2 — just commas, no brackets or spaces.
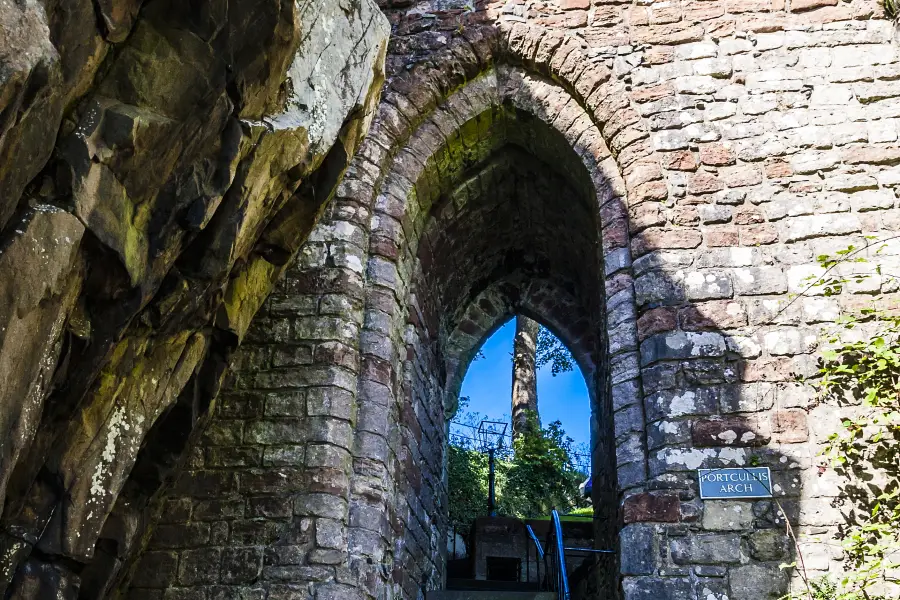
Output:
348,44,654,596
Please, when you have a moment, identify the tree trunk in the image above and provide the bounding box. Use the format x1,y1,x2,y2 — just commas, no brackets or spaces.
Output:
511,314,540,437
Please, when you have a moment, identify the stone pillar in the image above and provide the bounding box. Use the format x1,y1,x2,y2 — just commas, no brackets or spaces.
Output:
511,315,540,437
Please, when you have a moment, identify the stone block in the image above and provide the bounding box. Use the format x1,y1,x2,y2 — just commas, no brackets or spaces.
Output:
648,420,691,450
633,228,703,256
698,204,732,224
748,529,789,560
619,462,649,489
669,534,742,564
617,434,646,465
177,548,221,585
729,563,790,600
637,307,677,340
640,331,726,365
691,417,770,447
265,392,306,417
654,130,690,150
620,525,657,575
612,352,642,384
688,171,724,194
623,577,693,600
695,247,755,268
732,267,788,295
635,271,686,306
683,271,733,300
263,445,306,466
645,387,719,422
615,404,646,439
294,493,347,520
131,552,178,588
221,547,264,584
770,409,809,443
680,300,747,330
779,214,862,242
623,492,680,523
642,362,679,394
701,501,754,531
245,420,308,445
762,327,817,355
699,143,735,166
725,334,762,359
612,379,643,411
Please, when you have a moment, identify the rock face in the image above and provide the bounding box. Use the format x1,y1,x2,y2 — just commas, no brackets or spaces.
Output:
0,0,388,596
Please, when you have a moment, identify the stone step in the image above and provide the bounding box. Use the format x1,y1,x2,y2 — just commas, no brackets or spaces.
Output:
427,592,557,600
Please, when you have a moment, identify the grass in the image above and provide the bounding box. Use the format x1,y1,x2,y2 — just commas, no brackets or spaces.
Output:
529,507,594,521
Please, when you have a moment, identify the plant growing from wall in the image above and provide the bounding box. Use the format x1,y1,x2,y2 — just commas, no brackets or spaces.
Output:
781,239,900,600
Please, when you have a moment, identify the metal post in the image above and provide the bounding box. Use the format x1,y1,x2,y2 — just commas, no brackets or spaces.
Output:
487,447,496,516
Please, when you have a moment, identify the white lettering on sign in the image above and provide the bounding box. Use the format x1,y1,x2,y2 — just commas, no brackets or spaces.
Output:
697,467,773,499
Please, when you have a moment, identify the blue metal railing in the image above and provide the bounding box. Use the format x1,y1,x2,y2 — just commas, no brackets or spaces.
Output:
548,509,570,600
537,510,616,599
525,524,543,586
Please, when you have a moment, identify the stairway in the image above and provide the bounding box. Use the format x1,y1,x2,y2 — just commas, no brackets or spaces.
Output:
426,579,556,600
427,593,556,600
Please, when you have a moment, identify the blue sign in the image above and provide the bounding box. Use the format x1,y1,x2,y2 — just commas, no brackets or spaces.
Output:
698,467,773,499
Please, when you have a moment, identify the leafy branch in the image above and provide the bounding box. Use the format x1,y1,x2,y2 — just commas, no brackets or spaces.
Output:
886,0,899,21
779,240,900,600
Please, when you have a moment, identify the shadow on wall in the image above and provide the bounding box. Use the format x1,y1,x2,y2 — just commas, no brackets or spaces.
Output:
118,22,823,600
434,195,808,600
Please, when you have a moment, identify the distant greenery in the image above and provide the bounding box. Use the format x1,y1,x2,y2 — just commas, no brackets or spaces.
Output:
500,414,588,519
447,445,489,534
536,325,575,376
448,411,588,533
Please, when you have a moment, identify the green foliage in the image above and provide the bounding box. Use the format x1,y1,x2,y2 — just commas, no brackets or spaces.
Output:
816,315,900,599
536,326,575,376
447,445,489,533
886,0,899,20
499,414,588,519
568,506,594,517
803,577,839,600
447,412,588,530
783,241,899,600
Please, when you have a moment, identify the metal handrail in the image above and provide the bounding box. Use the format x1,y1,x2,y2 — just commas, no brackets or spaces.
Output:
525,524,543,587
550,509,570,600
526,524,544,559
564,546,615,554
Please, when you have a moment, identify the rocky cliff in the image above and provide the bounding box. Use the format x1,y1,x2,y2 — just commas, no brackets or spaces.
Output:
0,1,389,596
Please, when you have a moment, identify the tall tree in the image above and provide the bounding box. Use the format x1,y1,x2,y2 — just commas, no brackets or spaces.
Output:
511,314,540,436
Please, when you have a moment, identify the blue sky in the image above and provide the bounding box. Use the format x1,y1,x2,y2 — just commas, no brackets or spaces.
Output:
456,320,591,451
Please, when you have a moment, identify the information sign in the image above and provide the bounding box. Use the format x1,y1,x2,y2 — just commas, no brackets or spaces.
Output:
698,467,773,499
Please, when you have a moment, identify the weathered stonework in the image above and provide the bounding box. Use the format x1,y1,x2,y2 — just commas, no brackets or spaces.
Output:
1,0,899,599
0,0,389,597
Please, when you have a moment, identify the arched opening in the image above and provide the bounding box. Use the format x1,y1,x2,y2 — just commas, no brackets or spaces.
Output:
358,66,630,597
445,315,595,587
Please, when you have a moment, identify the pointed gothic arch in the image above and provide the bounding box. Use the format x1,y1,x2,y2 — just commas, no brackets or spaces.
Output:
338,24,665,596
